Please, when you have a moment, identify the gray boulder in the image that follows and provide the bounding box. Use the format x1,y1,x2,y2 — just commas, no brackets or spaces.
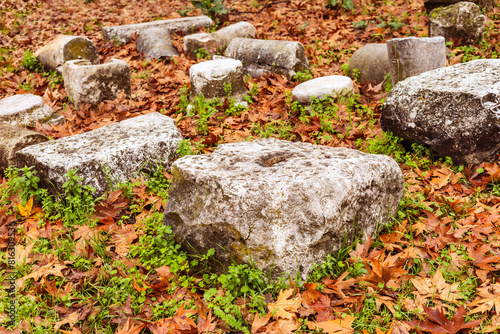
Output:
102,16,213,44
163,138,404,278
0,123,48,172
136,28,179,60
429,2,485,46
424,0,493,13
225,38,309,79
190,59,247,100
184,22,256,57
35,35,100,73
16,112,182,196
0,94,54,127
348,44,390,84
387,36,446,86
292,75,354,104
62,59,131,107
381,59,500,165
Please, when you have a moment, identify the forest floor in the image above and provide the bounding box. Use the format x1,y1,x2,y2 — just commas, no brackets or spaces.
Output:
2,0,500,333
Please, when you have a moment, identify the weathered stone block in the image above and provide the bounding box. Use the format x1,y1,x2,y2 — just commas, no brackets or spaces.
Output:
0,123,48,172
62,59,131,107
136,28,179,60
184,22,256,57
163,138,404,278
348,44,390,84
381,59,500,165
387,36,446,86
15,112,182,196
102,16,213,44
190,59,247,100
0,94,54,127
35,35,99,73
292,75,354,104
429,2,485,46
225,38,309,79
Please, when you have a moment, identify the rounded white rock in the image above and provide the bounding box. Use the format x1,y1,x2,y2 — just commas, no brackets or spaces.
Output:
292,75,354,104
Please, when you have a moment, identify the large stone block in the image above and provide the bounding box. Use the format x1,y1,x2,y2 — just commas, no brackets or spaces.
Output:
163,138,404,278
0,123,48,172
35,35,100,73
381,59,500,165
62,59,131,107
184,22,256,57
190,59,247,100
136,28,179,60
292,75,354,104
0,94,54,127
387,36,446,86
348,44,390,84
15,112,182,196
102,16,213,44
225,38,309,79
429,2,485,46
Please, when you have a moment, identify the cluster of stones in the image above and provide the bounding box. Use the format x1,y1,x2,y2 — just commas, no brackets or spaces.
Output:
5,0,494,278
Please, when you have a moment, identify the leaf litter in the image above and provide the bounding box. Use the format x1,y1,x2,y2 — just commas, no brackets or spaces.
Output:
1,0,500,333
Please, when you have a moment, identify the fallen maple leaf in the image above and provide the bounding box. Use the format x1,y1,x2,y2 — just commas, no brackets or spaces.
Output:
469,283,500,314
268,289,302,320
115,318,145,334
411,269,461,303
54,312,79,331
468,244,500,271
406,305,483,334
307,315,355,334
302,282,322,304
17,196,33,217
16,260,67,289
252,311,273,334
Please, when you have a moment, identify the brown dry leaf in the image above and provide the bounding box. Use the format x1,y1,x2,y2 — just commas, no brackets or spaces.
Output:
469,283,500,314
411,268,461,303
268,289,302,320
15,242,34,265
54,312,79,331
115,318,146,334
483,313,500,333
302,282,322,304
406,305,483,334
16,260,67,288
307,315,355,334
252,311,273,334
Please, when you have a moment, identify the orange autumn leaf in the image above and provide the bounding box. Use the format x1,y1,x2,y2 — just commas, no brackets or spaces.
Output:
268,289,302,320
307,315,355,334
17,196,33,217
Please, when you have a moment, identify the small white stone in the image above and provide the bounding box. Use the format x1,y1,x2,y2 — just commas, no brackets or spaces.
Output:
190,59,247,99
292,76,354,104
0,94,54,127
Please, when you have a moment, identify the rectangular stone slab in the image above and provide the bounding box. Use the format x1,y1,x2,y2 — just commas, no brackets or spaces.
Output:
15,112,182,196
102,16,213,44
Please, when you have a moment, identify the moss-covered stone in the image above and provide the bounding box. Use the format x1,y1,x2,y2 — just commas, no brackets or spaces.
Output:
429,2,485,46
36,35,99,72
